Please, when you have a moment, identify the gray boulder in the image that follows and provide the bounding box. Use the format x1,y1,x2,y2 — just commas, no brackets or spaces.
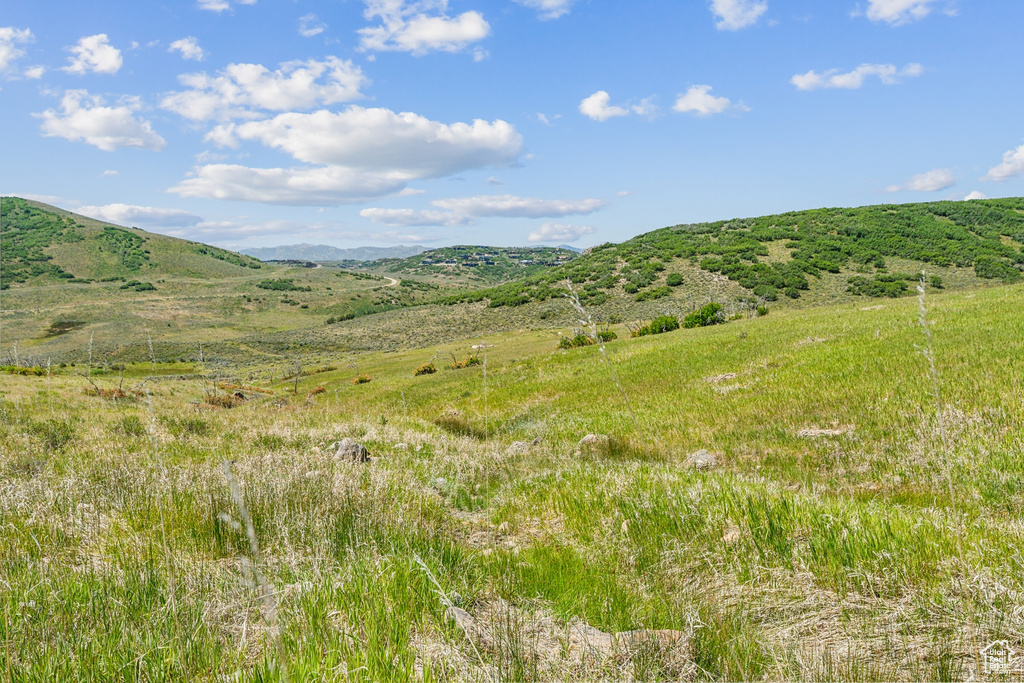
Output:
335,438,369,463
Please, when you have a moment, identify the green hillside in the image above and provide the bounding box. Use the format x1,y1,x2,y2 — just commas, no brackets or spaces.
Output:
0,197,264,289
440,199,1024,308
353,244,579,286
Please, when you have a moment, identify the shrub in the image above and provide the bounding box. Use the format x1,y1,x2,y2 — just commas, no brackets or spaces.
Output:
307,386,326,398
632,315,680,337
636,286,671,302
929,275,944,289
666,273,684,287
449,356,482,370
414,363,437,376
683,303,724,328
756,305,769,316
974,256,1021,282
597,329,617,342
558,333,595,349
352,375,372,384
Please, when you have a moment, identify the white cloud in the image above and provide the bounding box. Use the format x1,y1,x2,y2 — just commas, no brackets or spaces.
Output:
0,27,32,72
963,190,987,200
78,203,203,228
885,168,955,192
161,57,368,121
170,164,411,205
710,0,768,30
100,170,119,177
579,91,629,121
36,90,166,151
358,0,490,55
514,0,576,20
431,194,605,218
982,142,1024,182
173,219,432,244
673,85,740,116
359,208,471,226
197,0,256,12
24,65,45,79
528,222,595,243
169,37,205,61
860,0,946,25
208,106,522,174
63,34,122,75
791,63,923,90
299,13,327,37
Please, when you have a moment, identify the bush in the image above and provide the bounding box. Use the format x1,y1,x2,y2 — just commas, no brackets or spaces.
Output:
632,315,680,337
929,275,944,289
683,303,724,328
558,333,595,349
352,375,372,384
449,356,482,370
666,273,684,287
414,363,437,376
974,256,1021,282
597,329,617,342
756,305,769,317
636,286,671,302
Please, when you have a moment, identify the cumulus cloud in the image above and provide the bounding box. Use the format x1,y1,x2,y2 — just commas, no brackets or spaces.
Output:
299,14,327,37
24,65,45,79
673,85,742,116
197,0,256,12
528,222,595,243
431,194,605,218
358,0,490,55
169,37,205,61
710,0,768,30
859,0,947,25
982,142,1024,182
578,91,629,121
63,34,122,75
171,104,523,206
36,90,166,151
885,168,955,192
514,0,576,20
161,57,368,121
0,27,32,72
791,63,923,90
359,208,471,226
963,190,987,200
78,203,203,228
208,107,522,173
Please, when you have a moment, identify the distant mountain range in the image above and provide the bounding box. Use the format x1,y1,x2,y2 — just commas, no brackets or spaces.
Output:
240,244,428,262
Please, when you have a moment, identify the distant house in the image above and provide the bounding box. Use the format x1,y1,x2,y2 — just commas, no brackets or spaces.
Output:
421,259,434,264
462,262,478,267
520,259,534,265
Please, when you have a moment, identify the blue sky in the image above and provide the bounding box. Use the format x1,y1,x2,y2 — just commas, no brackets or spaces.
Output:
2,0,1023,249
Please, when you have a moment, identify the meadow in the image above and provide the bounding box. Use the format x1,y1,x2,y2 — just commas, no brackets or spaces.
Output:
1,280,1022,681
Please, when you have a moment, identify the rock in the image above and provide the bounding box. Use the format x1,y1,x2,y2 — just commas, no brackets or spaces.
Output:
684,449,717,470
578,434,608,447
445,605,476,633
335,437,369,463
431,477,447,489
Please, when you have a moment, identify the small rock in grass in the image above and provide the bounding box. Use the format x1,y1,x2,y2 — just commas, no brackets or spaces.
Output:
432,477,448,489
394,442,409,450
335,438,369,463
445,606,476,632
578,434,608,447
684,449,717,470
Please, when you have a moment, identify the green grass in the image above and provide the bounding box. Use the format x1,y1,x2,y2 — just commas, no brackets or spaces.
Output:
1,282,1023,680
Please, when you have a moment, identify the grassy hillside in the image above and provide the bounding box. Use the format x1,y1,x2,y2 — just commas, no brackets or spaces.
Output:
1,282,1021,680
356,245,579,286
440,199,1024,309
1,197,266,287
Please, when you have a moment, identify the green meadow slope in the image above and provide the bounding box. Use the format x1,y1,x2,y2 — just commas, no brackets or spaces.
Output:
0,282,1021,680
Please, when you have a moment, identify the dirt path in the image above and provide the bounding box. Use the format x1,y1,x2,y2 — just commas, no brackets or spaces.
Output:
383,276,399,287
